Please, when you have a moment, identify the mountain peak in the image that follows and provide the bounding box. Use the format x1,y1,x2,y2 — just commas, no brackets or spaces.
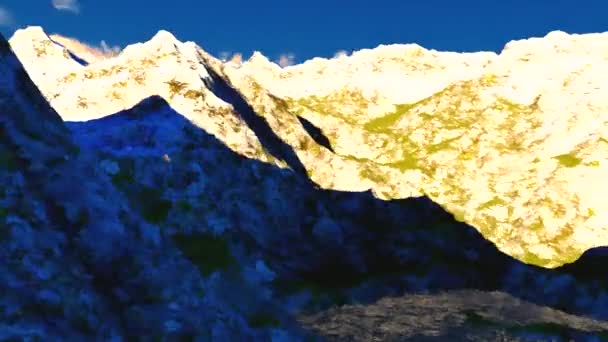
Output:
150,29,178,44
117,29,181,57
10,26,50,42
247,51,272,64
242,51,282,73
8,26,84,87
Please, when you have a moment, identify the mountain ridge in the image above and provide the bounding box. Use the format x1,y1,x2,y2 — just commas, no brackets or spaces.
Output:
8,25,608,268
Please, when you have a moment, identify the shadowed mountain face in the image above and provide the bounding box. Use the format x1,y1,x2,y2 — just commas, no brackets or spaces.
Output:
201,62,310,178
48,36,90,66
296,115,335,153
1,31,608,341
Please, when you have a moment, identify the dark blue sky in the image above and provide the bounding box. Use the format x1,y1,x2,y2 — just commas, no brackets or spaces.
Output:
0,0,606,63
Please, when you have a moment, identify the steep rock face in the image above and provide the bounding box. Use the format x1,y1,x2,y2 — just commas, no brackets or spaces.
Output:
8,26,608,268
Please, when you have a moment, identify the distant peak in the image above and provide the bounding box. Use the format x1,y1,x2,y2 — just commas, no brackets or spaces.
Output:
248,51,270,63
245,51,282,70
117,29,181,57
544,30,570,39
150,30,178,44
17,26,46,34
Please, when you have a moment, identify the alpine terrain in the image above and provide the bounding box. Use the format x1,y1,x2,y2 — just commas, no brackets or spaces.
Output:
0,26,607,340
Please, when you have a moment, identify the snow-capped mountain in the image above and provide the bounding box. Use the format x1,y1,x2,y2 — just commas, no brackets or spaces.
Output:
3,27,608,340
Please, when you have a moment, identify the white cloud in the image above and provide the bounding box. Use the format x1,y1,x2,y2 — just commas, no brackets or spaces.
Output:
277,52,295,67
333,50,349,58
229,53,242,64
0,7,15,27
218,51,230,62
99,40,121,56
50,34,121,61
52,0,80,13
218,51,243,64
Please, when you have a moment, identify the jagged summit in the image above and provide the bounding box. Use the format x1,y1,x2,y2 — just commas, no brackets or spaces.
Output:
241,51,281,73
9,27,224,115
9,26,84,82
11,26,607,78
119,29,184,57
9,27,208,72
245,51,273,64
13,26,608,72
150,29,178,42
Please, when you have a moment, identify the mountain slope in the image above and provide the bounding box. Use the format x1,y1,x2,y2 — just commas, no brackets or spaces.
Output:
0,30,126,340
8,27,608,268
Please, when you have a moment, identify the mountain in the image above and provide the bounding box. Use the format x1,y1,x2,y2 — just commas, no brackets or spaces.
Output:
2,27,608,340
9,27,608,269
